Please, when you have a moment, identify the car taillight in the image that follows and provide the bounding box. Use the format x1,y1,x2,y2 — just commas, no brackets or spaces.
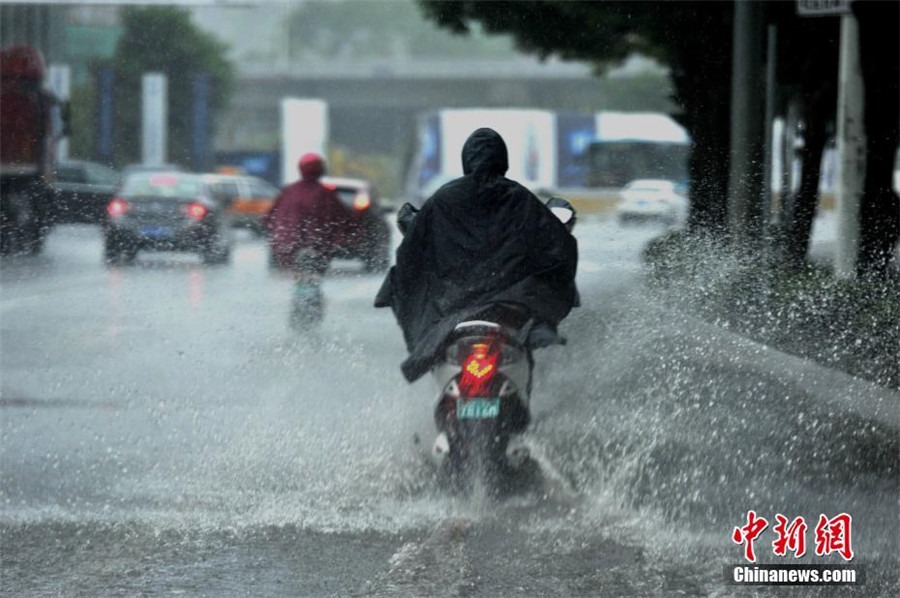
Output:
184,202,208,221
353,193,371,211
107,198,128,217
459,343,499,397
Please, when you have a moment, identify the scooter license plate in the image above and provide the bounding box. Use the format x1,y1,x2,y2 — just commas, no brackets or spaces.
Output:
457,398,500,419
140,225,172,238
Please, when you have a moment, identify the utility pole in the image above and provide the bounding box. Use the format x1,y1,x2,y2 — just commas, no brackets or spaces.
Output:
762,25,778,233
834,12,865,279
728,0,766,250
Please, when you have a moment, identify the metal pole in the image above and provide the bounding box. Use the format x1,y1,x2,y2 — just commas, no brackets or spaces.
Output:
728,0,766,248
834,13,865,279
762,25,778,233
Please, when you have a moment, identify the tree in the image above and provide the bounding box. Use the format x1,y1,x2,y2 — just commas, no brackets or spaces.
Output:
767,4,840,270
854,1,899,279
771,2,898,278
69,81,97,162
107,6,234,168
419,0,734,234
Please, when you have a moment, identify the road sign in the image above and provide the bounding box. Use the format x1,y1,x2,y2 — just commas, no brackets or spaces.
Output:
797,0,852,17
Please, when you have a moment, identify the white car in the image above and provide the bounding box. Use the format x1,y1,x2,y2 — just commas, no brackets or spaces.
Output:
616,179,688,225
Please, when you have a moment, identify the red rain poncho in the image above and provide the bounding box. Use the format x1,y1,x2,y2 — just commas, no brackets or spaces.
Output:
264,154,349,269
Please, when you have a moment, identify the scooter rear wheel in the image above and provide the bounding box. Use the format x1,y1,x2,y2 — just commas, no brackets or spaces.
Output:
443,420,510,494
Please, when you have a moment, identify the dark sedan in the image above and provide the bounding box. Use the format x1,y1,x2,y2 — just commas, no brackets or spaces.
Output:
104,172,232,265
53,160,121,224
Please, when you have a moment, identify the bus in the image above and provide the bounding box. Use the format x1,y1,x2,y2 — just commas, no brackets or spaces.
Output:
585,112,689,188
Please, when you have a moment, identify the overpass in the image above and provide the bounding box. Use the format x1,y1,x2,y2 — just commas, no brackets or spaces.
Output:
216,59,673,157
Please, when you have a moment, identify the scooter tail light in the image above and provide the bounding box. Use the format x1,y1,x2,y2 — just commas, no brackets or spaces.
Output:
458,343,499,397
184,202,208,221
107,198,128,217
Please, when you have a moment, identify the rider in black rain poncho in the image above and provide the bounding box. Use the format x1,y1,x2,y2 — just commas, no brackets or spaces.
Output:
375,127,579,382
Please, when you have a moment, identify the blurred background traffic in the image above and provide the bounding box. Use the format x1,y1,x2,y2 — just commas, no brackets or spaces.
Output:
4,1,895,269
1,0,705,262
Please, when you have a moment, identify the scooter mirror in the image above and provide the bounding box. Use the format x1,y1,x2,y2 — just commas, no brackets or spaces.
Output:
550,206,574,224
545,196,577,232
396,202,419,236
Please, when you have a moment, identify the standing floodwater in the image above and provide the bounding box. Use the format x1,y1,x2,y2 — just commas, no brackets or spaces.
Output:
2,220,897,596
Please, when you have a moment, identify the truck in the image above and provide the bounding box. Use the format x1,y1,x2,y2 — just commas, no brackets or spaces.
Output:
403,108,690,214
404,109,557,207
1,46,68,255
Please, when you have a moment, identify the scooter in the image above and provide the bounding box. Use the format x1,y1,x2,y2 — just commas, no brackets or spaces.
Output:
399,197,577,490
429,303,536,488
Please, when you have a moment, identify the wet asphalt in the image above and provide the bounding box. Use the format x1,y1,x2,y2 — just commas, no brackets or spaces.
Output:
1,219,897,597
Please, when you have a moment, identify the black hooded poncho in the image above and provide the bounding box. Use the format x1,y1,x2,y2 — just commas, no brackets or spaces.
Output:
375,128,578,382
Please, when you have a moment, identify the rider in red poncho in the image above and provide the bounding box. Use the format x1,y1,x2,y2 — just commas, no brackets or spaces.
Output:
264,153,349,274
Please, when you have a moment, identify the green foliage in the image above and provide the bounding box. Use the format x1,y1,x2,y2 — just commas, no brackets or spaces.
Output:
108,5,234,168
68,82,96,160
420,0,665,69
287,0,519,61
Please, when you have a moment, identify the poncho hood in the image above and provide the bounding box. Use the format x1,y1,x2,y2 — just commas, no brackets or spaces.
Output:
462,128,508,176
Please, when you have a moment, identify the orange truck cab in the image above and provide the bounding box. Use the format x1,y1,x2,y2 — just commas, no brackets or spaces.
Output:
0,45,68,255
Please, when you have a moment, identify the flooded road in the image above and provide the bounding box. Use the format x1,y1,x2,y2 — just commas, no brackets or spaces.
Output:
2,219,897,596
